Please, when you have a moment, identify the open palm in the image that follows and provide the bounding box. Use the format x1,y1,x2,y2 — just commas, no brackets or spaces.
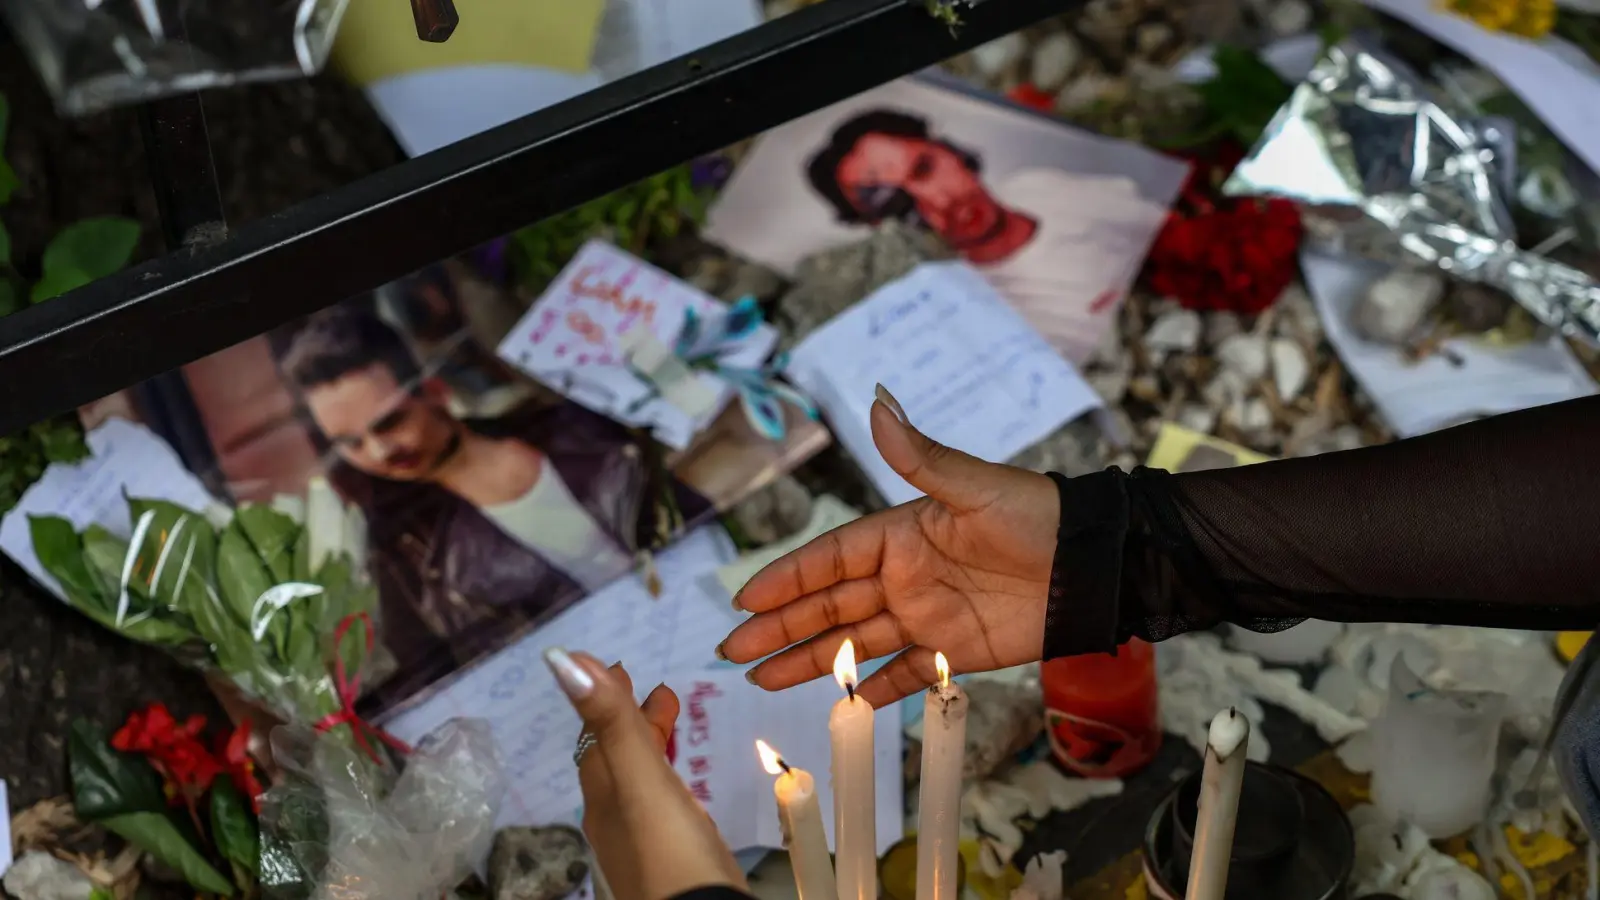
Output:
718,389,1061,708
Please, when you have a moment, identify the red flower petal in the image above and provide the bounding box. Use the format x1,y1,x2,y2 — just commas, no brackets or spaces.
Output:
1007,84,1057,113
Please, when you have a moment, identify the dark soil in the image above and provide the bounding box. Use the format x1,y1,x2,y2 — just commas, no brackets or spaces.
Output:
0,15,404,862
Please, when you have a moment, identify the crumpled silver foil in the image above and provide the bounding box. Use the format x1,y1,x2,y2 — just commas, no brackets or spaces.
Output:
1223,38,1600,345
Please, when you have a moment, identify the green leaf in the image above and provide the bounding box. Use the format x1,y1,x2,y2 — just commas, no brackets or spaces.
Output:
233,503,300,584
30,265,92,303
0,278,18,317
124,497,216,607
210,779,260,876
42,216,141,282
217,518,276,645
67,719,166,819
0,219,10,268
30,515,108,612
89,888,115,900
101,811,235,895
30,417,88,464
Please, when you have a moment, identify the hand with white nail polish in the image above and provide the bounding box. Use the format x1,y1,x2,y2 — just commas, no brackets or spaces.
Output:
544,648,748,900
718,384,1060,708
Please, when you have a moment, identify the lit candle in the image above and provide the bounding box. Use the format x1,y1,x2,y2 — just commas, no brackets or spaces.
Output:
1185,708,1250,900
758,739,839,900
916,652,968,900
830,639,877,900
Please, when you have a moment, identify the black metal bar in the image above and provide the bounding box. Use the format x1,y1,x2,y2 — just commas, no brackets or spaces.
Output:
131,91,229,495
0,0,1072,435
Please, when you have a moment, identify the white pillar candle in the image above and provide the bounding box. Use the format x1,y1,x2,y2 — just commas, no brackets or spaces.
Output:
916,652,968,900
830,639,877,900
759,740,839,900
1185,708,1250,900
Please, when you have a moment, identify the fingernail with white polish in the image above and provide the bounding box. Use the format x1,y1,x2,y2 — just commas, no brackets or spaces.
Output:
874,383,909,426
544,647,596,700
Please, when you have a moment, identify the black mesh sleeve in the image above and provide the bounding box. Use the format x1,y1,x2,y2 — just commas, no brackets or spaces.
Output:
1044,394,1600,658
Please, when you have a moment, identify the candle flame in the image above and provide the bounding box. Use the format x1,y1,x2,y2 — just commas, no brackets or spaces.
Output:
935,651,951,690
833,639,858,693
756,739,785,776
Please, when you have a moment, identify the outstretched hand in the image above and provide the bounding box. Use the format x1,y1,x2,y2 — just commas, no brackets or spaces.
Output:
718,386,1061,708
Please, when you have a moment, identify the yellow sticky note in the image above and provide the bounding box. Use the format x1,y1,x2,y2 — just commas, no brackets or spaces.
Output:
1557,630,1591,663
333,0,606,85
1146,423,1272,472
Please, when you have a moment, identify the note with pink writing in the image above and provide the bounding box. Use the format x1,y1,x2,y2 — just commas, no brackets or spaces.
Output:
497,239,777,449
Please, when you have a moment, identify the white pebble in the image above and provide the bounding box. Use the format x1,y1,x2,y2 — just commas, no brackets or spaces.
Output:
1177,404,1218,434
1354,268,1445,345
970,32,1026,77
1265,0,1314,36
1145,308,1203,353
1030,32,1082,90
1270,338,1310,401
1203,368,1252,408
1216,333,1270,380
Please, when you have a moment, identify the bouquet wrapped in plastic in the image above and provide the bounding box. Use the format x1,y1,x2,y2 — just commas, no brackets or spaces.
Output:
257,718,505,900
27,475,385,730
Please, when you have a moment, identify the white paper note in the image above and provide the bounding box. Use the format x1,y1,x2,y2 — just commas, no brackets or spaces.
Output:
381,526,904,854
0,419,218,601
786,262,1102,506
1301,251,1595,437
497,240,777,449
715,495,862,597
593,0,763,81
1359,0,1600,178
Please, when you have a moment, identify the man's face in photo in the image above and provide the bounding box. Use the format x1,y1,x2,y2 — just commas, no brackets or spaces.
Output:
304,362,460,482
835,132,1002,246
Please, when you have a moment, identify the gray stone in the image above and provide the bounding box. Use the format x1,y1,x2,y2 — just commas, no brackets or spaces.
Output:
488,826,591,900
4,851,95,900
726,475,816,546
970,32,1027,79
1144,308,1202,353
1029,32,1081,91
776,221,952,344
1353,269,1445,345
1009,417,1105,478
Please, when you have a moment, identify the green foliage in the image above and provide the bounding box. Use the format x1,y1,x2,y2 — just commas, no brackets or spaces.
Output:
508,164,713,292
924,0,964,34
0,88,142,516
1170,45,1296,149
210,779,261,877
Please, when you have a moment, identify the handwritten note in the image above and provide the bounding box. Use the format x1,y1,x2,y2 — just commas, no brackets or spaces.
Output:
0,419,219,601
379,526,903,853
786,262,1102,506
498,240,777,449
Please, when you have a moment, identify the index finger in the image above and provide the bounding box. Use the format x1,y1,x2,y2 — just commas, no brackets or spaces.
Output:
733,511,892,614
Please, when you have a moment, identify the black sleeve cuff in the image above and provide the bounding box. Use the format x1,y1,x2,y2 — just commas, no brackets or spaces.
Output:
1043,469,1131,659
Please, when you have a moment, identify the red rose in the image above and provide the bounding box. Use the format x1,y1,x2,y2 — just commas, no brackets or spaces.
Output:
221,722,266,813
1144,145,1303,315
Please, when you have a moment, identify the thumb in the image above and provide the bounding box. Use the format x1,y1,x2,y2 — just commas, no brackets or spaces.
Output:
871,384,1002,511
544,648,654,749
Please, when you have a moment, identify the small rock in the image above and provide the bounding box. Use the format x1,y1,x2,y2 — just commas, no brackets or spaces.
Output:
1030,32,1082,91
1353,269,1445,345
1216,333,1270,380
489,825,591,900
1086,366,1131,406
1087,317,1128,367
1135,22,1178,58
970,32,1027,78
726,475,814,546
1264,0,1314,37
1177,404,1218,434
4,852,94,900
1444,282,1515,333
1269,338,1310,402
1231,397,1272,433
1204,310,1244,347
1202,368,1252,408
1144,308,1202,353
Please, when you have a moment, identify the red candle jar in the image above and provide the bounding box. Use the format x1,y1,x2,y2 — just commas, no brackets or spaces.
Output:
1041,638,1161,778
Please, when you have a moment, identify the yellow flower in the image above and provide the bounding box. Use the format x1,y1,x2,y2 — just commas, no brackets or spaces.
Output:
1442,0,1558,37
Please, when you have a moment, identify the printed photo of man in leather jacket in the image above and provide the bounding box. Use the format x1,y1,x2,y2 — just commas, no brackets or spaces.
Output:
277,304,712,711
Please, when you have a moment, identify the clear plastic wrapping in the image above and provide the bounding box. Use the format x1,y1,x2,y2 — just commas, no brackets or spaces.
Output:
258,718,504,900
0,0,348,116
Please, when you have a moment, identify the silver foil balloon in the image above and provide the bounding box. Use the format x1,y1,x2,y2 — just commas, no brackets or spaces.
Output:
1223,38,1600,345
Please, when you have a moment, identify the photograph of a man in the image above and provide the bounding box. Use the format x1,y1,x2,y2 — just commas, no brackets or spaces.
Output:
278,305,712,708
703,77,1188,365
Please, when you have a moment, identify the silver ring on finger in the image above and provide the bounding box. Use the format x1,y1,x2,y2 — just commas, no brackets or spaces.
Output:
573,731,599,767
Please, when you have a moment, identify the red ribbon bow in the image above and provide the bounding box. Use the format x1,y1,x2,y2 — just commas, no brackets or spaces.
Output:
314,612,412,763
